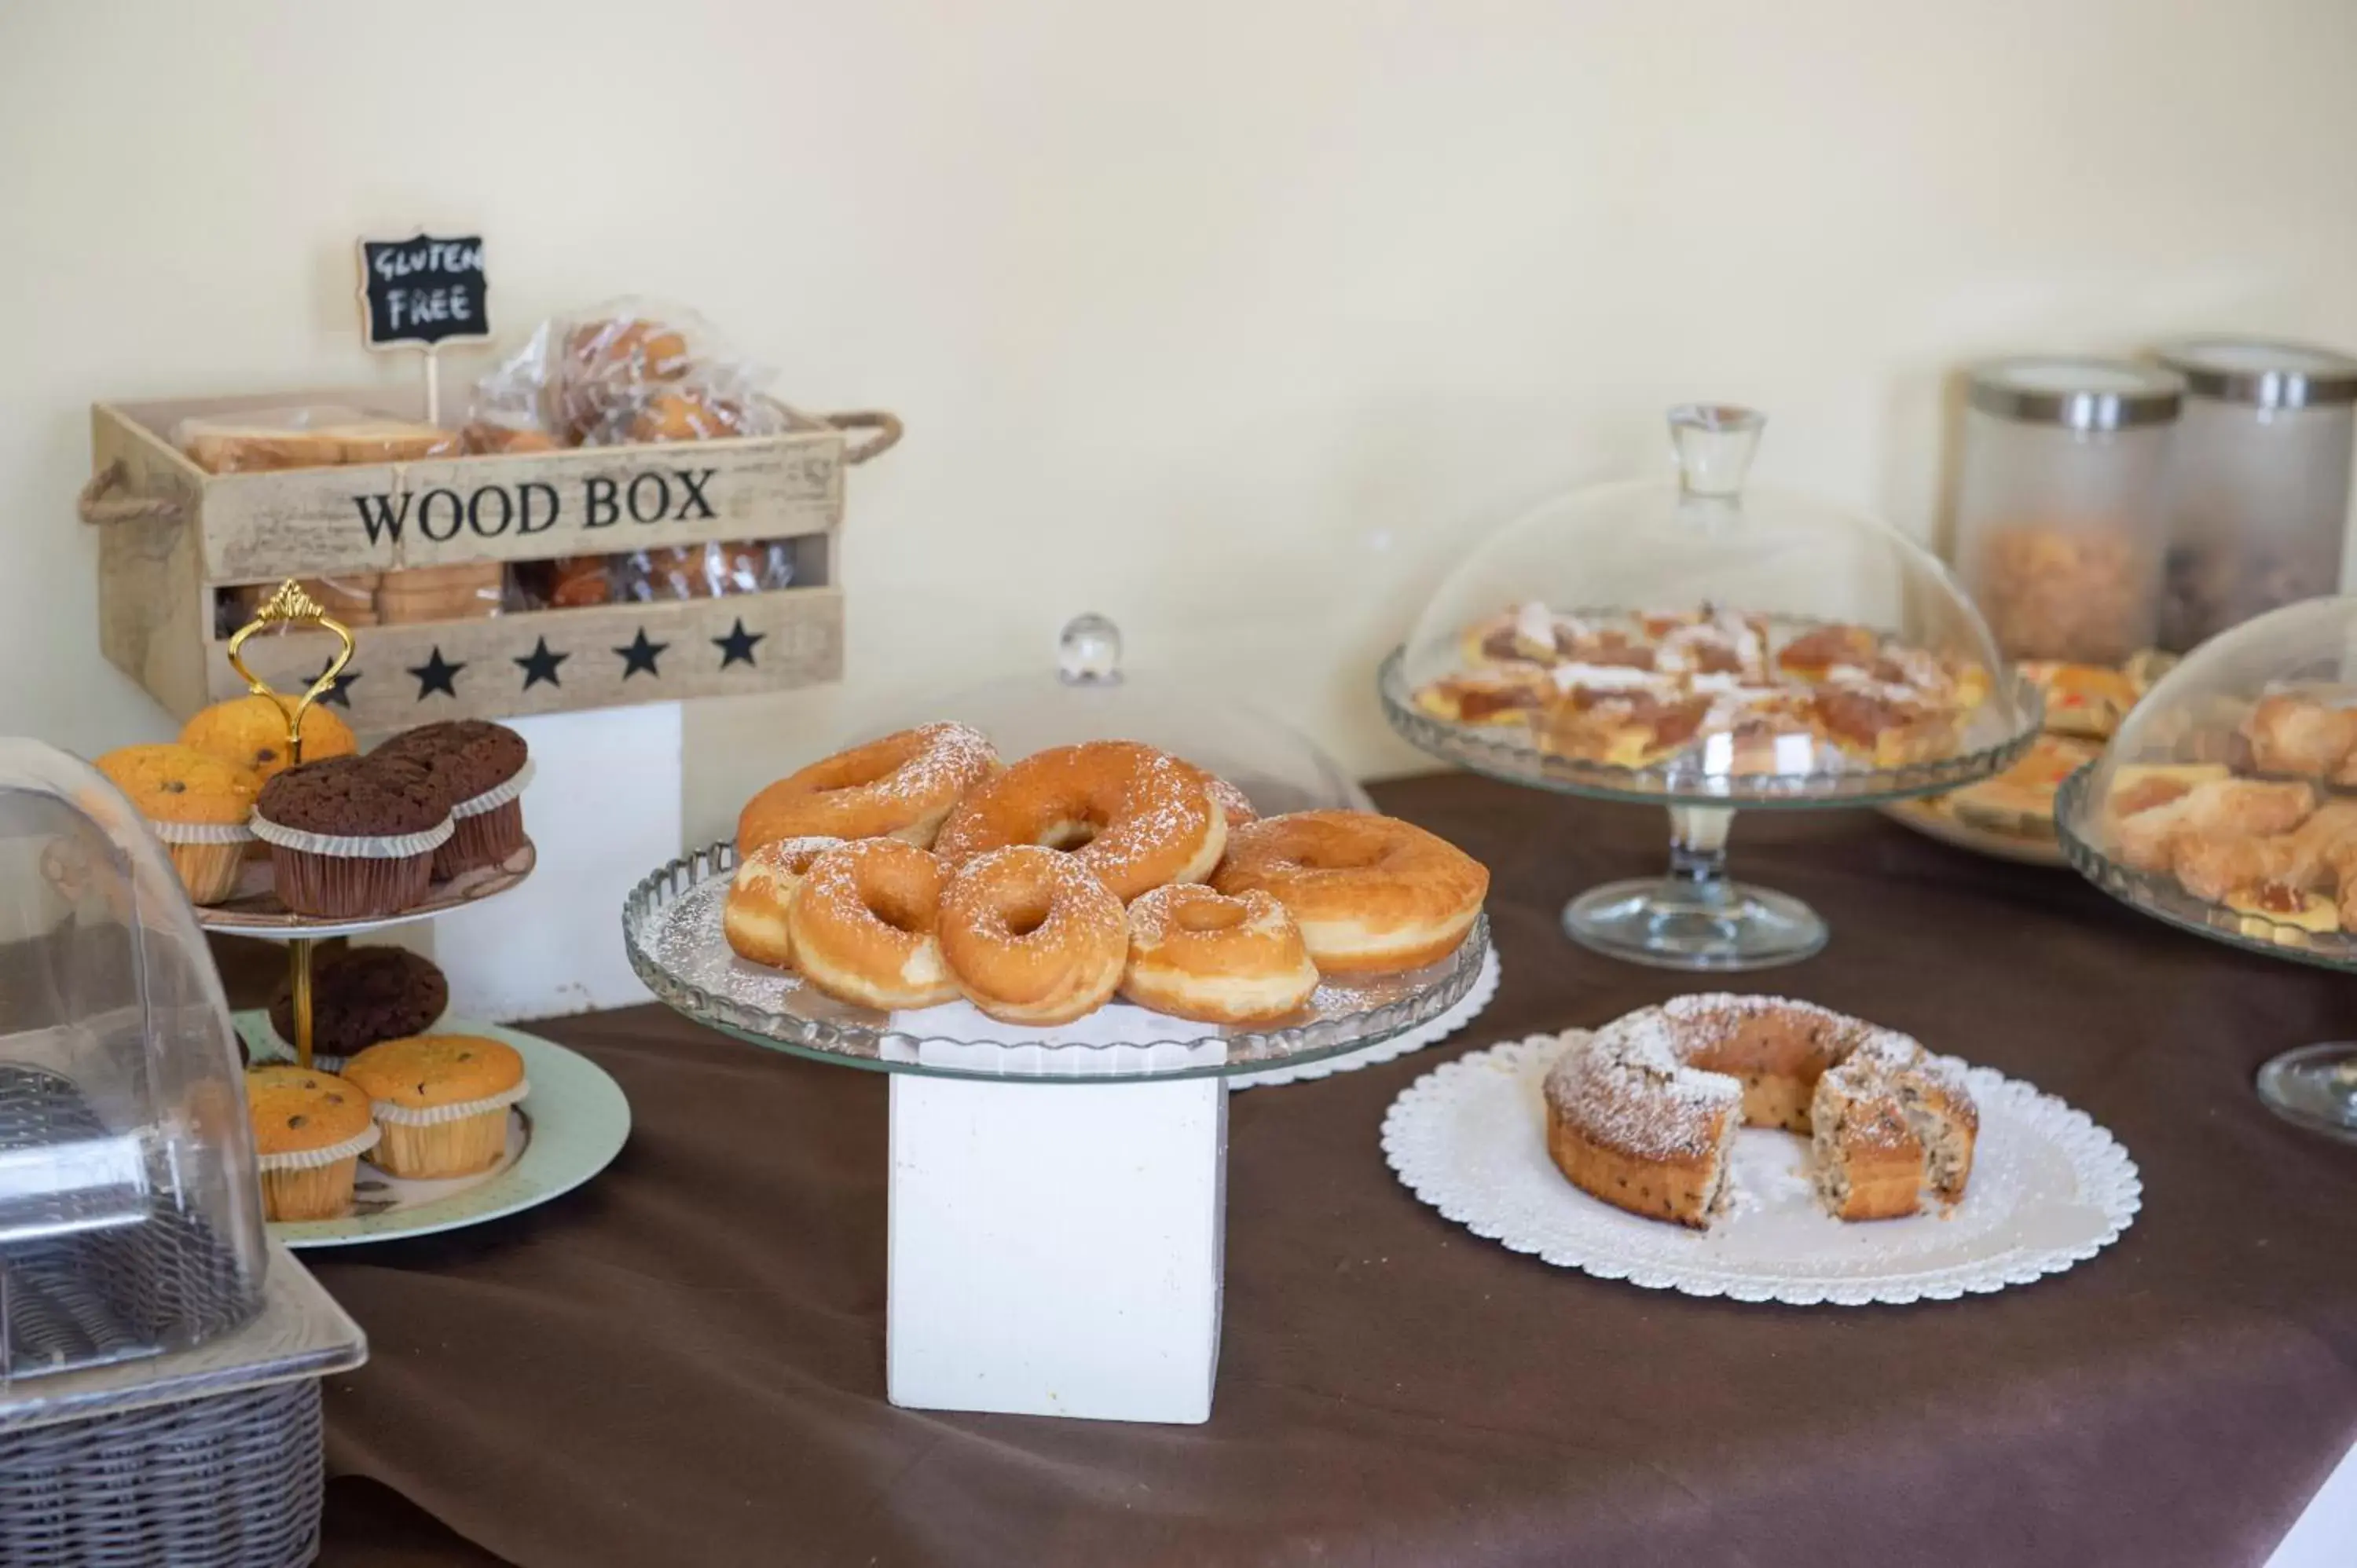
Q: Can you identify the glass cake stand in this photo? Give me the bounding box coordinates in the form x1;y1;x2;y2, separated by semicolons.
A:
1383;654;2037;969
2054;596;2357;1142
1384;404;2040;971
624;847;1491;1423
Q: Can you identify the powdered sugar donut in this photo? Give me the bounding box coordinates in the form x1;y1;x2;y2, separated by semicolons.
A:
933;741;1226;903
737;723;999;852
1211;811;1486;976
938;845;1126;1026
783;839;959;1009
723;835;844;969
1121;883;1316;1024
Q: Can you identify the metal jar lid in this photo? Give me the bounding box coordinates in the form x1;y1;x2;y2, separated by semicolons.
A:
2154;338;2357;409
1967;357;2184;431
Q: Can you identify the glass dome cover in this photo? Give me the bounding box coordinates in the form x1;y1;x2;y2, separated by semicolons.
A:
2057;594;2357;965
0;740;266;1388
2054;595;2357;1141
882;613;1373;815
1389;405;2036;804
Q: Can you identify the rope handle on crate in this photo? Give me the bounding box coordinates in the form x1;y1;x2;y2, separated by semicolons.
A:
76;460;180;524
225;579;357;764
816;409;904;465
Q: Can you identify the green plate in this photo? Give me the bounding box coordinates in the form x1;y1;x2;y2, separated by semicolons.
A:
236;1013;630;1248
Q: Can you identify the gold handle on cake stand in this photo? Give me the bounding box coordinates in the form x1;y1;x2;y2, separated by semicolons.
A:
226;580;357;1071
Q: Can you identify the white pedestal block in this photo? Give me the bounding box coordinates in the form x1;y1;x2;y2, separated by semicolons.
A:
886;1072;1227;1423
422;703;684;1022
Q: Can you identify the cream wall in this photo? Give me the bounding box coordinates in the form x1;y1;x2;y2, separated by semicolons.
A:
3;0;2353;845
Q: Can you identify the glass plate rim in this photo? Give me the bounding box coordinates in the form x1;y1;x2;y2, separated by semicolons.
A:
2054;768;2357;974
1378;647;2044;810
621;842;1494;1083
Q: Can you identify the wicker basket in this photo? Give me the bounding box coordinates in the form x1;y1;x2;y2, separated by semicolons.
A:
0;1379;322;1567
2;1064;356;1566
1;1064;258;1383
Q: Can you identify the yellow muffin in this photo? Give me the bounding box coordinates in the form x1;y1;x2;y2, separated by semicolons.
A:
93;743;261;904
181;694;359;782
245;1064;379;1221
343;1035;527;1178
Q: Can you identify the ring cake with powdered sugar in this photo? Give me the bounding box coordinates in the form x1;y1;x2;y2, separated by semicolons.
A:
1541;994;1977;1229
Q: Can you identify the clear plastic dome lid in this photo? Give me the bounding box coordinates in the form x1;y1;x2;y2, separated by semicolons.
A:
881;614;1373;815
1387;405;2035;802
0;740;265;1387
2057;595;2357;963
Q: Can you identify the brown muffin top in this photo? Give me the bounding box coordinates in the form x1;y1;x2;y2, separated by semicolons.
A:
256;755;451;837
269;946;449;1057
376;720;529;803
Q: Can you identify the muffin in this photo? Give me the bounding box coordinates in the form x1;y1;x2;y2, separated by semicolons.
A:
251;756;453;918
245;1065;380;1221
180;693;358;783
268;946;449;1057
93;743;261;904
343;1034;528;1178
373;720;531;877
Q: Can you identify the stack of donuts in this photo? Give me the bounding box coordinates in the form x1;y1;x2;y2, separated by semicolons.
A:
722;724;1490;1028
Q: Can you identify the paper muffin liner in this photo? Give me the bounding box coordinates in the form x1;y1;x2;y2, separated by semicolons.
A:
254;1120;382;1172
449;757;533;820
262;1161;365;1222
145;815;254;902
366;1080;527;1179
162;840;247;905
147;817;257;845
263;843;436;919
251;814;454;858
366;1079;531;1127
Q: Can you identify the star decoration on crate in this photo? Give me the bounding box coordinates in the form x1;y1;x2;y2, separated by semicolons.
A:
515;636;569;691
614;628;667;679
408;647;466;700
307;660;360;709
713;618;764;669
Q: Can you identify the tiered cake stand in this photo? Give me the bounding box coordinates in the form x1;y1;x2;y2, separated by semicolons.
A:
625;844;1492;1423
2057;769;2357;1141
203;584;538;1070
206;584;627;1244
1379;646;2041;971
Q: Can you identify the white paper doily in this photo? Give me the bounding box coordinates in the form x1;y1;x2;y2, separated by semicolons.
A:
1382;1032;2141;1305
1229;947;1501;1090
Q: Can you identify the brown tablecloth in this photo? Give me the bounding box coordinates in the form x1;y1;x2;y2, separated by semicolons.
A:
291;775;2357;1567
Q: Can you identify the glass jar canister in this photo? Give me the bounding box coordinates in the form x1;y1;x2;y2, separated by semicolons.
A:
2154;338;2357;652
1952;357;2183;664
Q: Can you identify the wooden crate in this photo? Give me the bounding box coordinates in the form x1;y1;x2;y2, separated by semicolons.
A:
85;388;898;733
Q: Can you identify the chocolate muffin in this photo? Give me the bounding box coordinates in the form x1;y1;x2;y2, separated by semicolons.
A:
269;945;449;1057
376;720;530;877
251;755;454;918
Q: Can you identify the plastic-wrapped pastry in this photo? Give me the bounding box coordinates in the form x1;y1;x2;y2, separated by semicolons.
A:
473;299;784;449
620;542;793;602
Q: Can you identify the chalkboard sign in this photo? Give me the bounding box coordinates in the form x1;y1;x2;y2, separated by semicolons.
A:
357;233;489;350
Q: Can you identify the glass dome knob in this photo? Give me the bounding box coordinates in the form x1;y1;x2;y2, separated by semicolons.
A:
1057;613;1124;687
1668;404;1765;500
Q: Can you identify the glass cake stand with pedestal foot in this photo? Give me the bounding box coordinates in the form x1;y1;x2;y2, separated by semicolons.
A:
1381;403;2040;971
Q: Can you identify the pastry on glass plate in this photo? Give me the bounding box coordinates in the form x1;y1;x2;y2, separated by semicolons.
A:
1944;734;2102;837
2018;661;2143;741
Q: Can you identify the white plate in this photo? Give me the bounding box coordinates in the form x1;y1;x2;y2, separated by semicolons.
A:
1382;1032;2140;1306
1228;948;1501;1090
239;1013;629;1248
